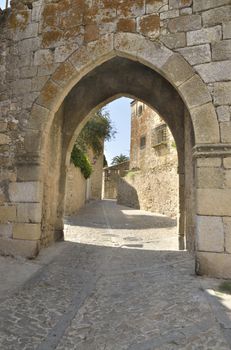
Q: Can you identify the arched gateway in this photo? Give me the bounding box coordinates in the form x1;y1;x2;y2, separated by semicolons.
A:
0;0;231;278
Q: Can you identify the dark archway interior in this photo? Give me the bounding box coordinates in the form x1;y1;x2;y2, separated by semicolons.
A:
42;57;195;252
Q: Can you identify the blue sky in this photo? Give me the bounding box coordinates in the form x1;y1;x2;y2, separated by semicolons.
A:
0;0;6;9
104;97;132;165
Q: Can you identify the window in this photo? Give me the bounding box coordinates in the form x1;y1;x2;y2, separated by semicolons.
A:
152;124;167;147
138;105;143;116
140;135;146;149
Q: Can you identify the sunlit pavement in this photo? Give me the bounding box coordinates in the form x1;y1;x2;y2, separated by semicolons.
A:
0;200;231;349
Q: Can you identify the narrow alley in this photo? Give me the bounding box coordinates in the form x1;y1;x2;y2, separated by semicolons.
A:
0;200;230;349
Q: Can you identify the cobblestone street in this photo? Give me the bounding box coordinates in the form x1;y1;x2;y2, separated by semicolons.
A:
0;200;231;349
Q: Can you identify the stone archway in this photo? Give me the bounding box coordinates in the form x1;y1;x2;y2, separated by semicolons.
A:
2;31;229;277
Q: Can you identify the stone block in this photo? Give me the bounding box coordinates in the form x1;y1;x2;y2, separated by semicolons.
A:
116;33;173;70
224;158;231;169
159;33;186;49
20;66;37;79
187;26;221;46
202;6;231;27
0;134;10;145
195;61;231;83
197;167;224;189
197;158;221;167
70;34;114;72
0;206;16;223
146;0;163;13
13;223;41;240
212;39;231;61
162;54;194;86
179;76;211;108
197;215;224;252
220;122;231;143
52;61;77;87
223;21;231;39
117;18;136;32
160;10;179;20
9;182;41;203
168;15;201;33
197;188;231;216
0;237;39;258
213;82;231;105
177;44;211;65
193;0;230;12
216;106;230;122
17;165;41;181
29;104;50;130
36;79;60;110
34;49;54;66
84;24;99;43
16;203;42;223
0;224;12;238
196;251;231;278
169;0;192;9
54;43;79;63
224;217;231;253
180;7;192;15
14;23;39;41
0;122;7;132
225;171;231;188
138;14;160;39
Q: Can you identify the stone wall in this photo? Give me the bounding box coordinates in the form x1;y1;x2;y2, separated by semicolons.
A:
118;101;178;217
103;161;130;199
64;163;87;216
118;157;178;218
0;0;230;277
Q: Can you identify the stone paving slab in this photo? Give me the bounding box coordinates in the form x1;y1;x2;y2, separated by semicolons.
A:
0;200;230;349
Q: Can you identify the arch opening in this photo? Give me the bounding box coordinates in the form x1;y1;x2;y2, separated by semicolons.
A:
40;56;195;253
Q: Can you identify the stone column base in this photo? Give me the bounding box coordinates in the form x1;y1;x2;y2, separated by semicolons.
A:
0;238;40;259
196;252;231;279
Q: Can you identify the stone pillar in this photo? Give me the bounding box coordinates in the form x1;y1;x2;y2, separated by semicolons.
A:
0;160;42;258
194;145;231;278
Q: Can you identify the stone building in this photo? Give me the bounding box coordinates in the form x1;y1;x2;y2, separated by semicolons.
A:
103;161;130;199
118;100;178;218
0;0;231;277
64;151;104;216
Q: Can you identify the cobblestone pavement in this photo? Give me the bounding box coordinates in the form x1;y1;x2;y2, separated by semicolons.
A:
0;200;231;349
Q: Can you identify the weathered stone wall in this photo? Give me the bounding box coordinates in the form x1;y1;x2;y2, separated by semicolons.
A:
119;101;178;217
103;161;130;199
0;0;230;277
89;152;104;200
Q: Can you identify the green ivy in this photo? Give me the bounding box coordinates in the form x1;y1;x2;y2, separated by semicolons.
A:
71;145;92;179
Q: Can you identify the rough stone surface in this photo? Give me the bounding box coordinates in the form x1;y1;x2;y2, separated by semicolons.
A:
187;26;222;46
202;6;231;27
224;157;231;169
193;0;231;12
216;106;230;122
190;103;219;144
224;217;231;253
197;158;222;167
212;40;231;61
177;44;211;65
168;15;201;33
197;189;231;216
197;216;224;252
195;61;231;83
9;182;41;203
13;223;41;240
213;82;231;105
223;21;231;39
220;122;231;143
0;200;230;349
197;167;224;189
197;251;231;278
